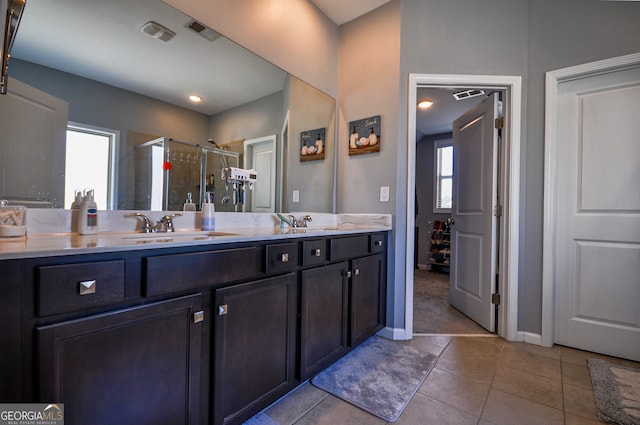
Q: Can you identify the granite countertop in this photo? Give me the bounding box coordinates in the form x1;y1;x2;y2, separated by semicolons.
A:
0;211;392;260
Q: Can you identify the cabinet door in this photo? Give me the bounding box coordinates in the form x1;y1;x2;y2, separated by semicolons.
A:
350;254;385;346
37;294;203;425
213;274;297;425
300;262;348;379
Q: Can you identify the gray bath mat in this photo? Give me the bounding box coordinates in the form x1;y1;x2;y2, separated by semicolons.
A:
311;336;437;422
588;358;640;425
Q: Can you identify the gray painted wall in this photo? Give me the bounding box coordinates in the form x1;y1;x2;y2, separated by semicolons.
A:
287;77;336;213
337;1;403;327
520;0;640;332
397;0;640;334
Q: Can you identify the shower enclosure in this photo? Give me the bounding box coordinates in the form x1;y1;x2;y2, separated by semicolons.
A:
133;137;240;211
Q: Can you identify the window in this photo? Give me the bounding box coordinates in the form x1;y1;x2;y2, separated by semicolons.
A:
434;140;453;212
64;123;119;209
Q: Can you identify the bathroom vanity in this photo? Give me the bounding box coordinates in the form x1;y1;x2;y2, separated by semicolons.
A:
0;213;389;425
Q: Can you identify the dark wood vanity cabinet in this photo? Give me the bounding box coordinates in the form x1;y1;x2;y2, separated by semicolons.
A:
350;253;385;347
300;233;387;379
0;231;387;425
213;274;297;425
37;294;203;425
300;261;350;379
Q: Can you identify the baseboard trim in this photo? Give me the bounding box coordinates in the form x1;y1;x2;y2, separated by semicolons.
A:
377;327;410;341
416;264;429;270
516;331;544;346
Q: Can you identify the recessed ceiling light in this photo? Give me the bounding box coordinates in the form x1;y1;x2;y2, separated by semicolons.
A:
417;99;434;109
189;95;203;103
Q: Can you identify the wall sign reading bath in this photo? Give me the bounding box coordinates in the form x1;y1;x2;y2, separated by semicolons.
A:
348;115;380;156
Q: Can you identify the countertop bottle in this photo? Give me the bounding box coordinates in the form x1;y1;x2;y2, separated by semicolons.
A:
183;192;196;211
79;189;98;235
201;192;215;231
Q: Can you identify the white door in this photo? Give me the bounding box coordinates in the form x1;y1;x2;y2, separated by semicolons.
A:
553;64;640;361
449;93;499;332
243;135;276;213
0;78;68;206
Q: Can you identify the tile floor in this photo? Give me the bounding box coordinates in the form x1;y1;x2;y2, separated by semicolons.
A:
249;335;639;425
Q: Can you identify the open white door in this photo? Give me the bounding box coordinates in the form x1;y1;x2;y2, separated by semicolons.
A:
449;93;499;332
243;135;276;213
550;60;640;361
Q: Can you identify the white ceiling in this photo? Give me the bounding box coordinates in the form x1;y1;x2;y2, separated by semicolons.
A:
416;88;488;137
311;0;392;25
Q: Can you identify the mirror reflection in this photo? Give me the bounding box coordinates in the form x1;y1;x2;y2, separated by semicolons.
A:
2;0;335;212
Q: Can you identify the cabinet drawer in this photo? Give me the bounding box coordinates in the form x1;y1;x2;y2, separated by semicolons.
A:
37;260;125;317
144;247;258;297
329;235;369;261
370;233;385;254
265;243;298;274
302;239;326;267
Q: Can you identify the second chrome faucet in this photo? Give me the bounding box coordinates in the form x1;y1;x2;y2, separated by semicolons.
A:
129;213;182;233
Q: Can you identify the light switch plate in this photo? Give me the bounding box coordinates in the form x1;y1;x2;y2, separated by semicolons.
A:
292;190;300;203
380;186;390;202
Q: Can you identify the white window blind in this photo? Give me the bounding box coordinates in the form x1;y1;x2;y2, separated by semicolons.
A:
434;140;453;212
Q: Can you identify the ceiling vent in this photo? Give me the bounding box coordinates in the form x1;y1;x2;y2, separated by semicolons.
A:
452;89;486;101
141;21;175;42
187;20;221;42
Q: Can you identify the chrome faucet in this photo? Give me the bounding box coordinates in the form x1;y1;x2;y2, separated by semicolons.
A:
277;213;312;228
129;213;182;233
294;214;312;227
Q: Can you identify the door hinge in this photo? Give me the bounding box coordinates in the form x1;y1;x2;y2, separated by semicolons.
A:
493;205;503;217
491;293;501;305
494;117;504;129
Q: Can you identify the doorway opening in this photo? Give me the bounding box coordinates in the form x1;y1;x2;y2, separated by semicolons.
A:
406;74;522;341
414;87;502;335
243;135;277;213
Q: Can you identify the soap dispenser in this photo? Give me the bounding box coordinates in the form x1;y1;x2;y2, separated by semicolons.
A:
201;192;215;231
79;189;98;235
183;192;196;211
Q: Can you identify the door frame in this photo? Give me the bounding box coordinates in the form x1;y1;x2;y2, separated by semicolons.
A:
541;52;640;347
243;134;277;213
407;74;522;341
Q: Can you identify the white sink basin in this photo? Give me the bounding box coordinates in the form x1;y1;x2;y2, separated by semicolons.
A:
120;231;238;241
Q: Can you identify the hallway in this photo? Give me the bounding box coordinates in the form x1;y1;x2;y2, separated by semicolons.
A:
413;269;489;335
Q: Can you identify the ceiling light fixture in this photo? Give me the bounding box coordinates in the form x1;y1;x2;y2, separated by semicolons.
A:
189;95;203;103
417;99;434;109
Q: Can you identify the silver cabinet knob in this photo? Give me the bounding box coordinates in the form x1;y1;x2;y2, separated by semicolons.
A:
218;304;228;316
313;249;321;257
354;268;360;276
281;253;289;262
79;280;96;295
193;311;205;323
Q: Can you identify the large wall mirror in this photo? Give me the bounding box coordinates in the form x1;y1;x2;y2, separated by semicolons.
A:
1;0;335;213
